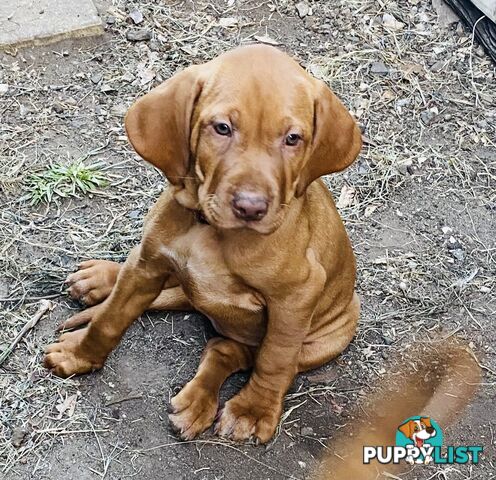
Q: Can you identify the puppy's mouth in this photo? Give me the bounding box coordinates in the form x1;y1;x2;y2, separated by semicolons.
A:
415;437;424;448
201;194;286;234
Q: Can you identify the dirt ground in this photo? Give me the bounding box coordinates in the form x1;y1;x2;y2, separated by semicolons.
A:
1;0;495;479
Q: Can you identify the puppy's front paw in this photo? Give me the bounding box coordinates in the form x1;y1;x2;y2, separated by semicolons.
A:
169;381;218;440
214;389;282;443
65;259;120;306
44;329;105;377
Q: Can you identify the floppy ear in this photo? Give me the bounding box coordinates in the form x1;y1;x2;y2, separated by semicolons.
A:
398;420;414;439
296;81;362;197
125;65;204;186
422;417;432;428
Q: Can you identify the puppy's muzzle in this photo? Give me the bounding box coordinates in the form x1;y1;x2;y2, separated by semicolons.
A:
231;191;269;221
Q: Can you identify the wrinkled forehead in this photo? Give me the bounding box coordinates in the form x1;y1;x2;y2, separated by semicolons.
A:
197;47;315;130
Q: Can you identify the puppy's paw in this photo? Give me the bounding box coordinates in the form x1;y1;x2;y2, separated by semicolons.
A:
168;381;218;440
65;260;120;306
44;328;105;377
214;390;281;443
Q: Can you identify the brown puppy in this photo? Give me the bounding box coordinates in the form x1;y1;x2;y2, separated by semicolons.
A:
44;45;362;443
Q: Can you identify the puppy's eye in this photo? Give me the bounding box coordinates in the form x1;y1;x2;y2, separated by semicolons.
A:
285;133;301;146
214;122;232;136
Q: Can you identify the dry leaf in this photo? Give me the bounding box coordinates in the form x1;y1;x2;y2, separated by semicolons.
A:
296;2;311;18
128;9;143;25
56;394;78;419
219;17;238;28
382;13;404;31
139;68;156;86
253;35;280;46
308;64;327;80
401;62;424;76
336;184;356;209
107;6;127;21
364;205;378;217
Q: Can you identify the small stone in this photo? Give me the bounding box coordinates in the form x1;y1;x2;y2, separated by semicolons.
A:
100;84;116;94
11;427;28;448
301;426;314;436
370;62;390;75
296;2;310;18
128;9;143;25
106;16;116;25
128;209;141;219
382;335;394;345
149;40;161;51
396;98;410;108
441;226;452;234
52;103;64;114
91;72;102;84
421;109;438;125
219;17;238;28
0;84;9;95
447;236;461;249
126;29;152;42
480;286;490;293
430;60;445;72
357;161;370;175
382;13;404;30
111;104;128;116
451;249;465;261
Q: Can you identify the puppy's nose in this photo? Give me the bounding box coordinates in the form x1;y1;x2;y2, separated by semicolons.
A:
232;192;268;221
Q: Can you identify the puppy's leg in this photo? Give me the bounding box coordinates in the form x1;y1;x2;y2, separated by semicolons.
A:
45;246;170;377
169;338;254;440
150;285;193;311
298;292;359;371
66;260;192;311
216;249;326;443
58;285;193;331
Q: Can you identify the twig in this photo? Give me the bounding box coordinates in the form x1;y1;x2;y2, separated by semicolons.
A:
0;299;52;366
105;393;143;407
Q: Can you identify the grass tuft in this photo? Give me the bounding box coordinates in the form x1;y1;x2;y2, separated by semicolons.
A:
24;161;109;205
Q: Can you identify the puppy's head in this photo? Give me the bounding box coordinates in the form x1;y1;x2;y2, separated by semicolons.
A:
398;417;436;447
125;45;361;234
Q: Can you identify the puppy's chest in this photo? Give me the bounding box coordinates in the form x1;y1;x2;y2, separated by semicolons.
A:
166;226;264;314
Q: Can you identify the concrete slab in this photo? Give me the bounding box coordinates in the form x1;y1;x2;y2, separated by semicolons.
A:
0;0;103;50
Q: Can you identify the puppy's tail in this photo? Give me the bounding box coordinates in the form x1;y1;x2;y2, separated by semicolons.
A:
311;338;481;480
